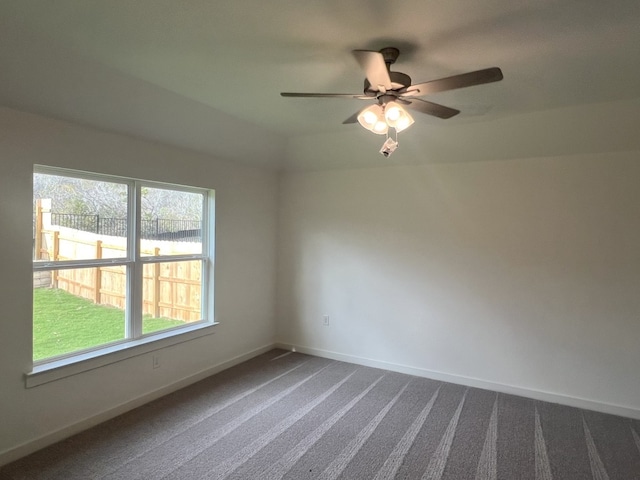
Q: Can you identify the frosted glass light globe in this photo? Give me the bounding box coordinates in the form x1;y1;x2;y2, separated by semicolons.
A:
385;105;401;122
363;110;378;126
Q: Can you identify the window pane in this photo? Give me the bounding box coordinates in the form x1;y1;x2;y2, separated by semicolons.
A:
34;173;128;261
142;260;202;334
33;168;212;366
141;187;203;256
33;267;127;361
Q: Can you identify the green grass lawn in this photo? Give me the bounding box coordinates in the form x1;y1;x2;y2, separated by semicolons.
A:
33;288;185;361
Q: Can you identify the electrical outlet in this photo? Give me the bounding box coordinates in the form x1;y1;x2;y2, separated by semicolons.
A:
152;355;160;369
323;315;330;326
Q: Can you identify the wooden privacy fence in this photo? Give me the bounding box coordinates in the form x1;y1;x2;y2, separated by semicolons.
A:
34;201;202;322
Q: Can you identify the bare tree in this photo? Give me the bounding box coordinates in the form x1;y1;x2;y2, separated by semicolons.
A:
34;174;202;221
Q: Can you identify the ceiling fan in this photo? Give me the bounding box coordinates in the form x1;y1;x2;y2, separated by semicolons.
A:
281;47;503;154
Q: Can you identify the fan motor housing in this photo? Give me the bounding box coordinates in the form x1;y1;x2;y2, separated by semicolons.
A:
364;71;412;95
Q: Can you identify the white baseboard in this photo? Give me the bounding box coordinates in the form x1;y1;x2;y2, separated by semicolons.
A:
0;343;276;467
275;343;640;421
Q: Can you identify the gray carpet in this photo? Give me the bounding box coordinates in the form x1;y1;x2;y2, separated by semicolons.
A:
2;350;640;479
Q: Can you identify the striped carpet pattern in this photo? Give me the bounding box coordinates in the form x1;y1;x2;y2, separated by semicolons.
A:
2;350;640;479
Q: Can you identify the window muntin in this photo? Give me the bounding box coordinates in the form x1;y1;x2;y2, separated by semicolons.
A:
33;166;213;365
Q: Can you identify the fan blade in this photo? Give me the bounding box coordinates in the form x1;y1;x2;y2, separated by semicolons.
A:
352;50;392;91
281;92;372;99
400;67;503;96
342;111;361;124
405;98;460;119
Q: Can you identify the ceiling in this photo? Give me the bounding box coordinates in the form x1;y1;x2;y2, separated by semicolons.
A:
1;0;640;169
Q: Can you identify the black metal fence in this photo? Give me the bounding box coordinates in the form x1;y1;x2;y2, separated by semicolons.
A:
50;213;201;242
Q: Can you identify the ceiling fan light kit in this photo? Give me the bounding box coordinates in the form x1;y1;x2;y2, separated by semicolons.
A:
356;101;414;156
281;47;503;155
384;101;414;132
357;104;387;134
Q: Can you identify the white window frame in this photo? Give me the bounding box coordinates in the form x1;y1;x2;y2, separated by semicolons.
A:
28;165;216;387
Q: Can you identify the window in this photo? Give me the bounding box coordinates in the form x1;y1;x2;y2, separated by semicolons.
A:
33;166;214;368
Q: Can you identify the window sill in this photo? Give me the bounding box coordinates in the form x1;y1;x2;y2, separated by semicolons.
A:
25;322;218;388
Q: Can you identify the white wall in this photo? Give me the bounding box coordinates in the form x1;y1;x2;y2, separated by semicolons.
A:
3;99;640;463
277;151;640;417
0;107;279;461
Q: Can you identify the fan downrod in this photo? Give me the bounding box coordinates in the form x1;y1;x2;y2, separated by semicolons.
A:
379;47;400;66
